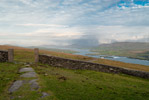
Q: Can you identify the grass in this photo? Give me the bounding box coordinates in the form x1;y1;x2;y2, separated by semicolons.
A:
0;45;94;62
90;42;149;60
0;45;149;72
89;50;147;60
0;45;149;100
0;63;57;100
33;64;149;100
136;51;149;60
0;63;20;99
93;59;149;72
5;80;57;100
1;63;149;100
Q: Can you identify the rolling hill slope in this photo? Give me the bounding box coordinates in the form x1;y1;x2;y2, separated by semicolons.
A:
0;45;149;100
0;45;149;71
90;42;149;60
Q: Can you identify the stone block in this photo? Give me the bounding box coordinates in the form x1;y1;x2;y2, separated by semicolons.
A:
8;49;14;62
34;48;39;63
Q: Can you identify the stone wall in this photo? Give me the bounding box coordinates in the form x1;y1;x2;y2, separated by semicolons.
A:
0;50;8;62
39;55;149;79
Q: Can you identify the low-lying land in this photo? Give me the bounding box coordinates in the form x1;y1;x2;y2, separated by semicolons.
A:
90;42;149;60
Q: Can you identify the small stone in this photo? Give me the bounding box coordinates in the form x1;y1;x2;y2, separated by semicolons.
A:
9;80;23;93
18;96;22;98
6;78;10;80
24;63;27;65
29;62;33;65
20;72;37;78
109;68;113;71
44;73;48;76
29;79;39;90
10;96;15;99
25;64;30;67
41;92;50;98
19;67;34;73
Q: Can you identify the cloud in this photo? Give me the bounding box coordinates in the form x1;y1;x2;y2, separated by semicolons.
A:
0;26;83;46
0;0;149;46
16;24;68;27
73;25;149;44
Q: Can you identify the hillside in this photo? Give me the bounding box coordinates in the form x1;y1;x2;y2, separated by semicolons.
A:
28;46;77;54
90;42;149;60
0;45;149;100
0;45;149;71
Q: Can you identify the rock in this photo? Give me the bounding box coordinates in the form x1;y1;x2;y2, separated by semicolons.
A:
19;67;34;73
24;62;32;65
24;63;27;65
41;92;50;98
29;62;33;65
44;73;48;76
25;64;30;67
20;72;37;78
10;96;15;99
109;68;114;71
18;96;22;98
29;79;39;90
9;80;23;93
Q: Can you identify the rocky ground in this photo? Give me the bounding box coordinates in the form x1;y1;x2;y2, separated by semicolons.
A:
8;63;50;99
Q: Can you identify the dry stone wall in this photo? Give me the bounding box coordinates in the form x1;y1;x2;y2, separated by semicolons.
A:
39;54;149;79
0;50;8;62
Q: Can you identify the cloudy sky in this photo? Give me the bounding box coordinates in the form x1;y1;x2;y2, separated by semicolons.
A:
0;0;149;46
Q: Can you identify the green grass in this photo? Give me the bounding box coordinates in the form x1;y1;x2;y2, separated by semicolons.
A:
33;64;149;100
90;42;149;60
13;48;149;72
1;45;149;72
5;81;57;100
136;51;149;60
90;49;140;59
0;63;57;100
14;50;34;62
0;63;20;99
0;62;149;100
0;45;149;100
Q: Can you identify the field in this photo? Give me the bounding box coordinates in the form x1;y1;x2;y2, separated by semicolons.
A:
28;46;78;54
0;45;148;72
0;45;149;100
90;42;149;60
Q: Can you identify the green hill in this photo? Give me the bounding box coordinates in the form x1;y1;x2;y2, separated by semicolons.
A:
0;45;149;100
90;42;149;60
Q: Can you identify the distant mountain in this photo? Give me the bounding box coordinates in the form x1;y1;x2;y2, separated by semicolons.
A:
0;45;29;50
97;42;149;51
28;45;68;49
27;45;77;54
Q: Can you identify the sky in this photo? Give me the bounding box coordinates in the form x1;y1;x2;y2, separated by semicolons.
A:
0;0;149;46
